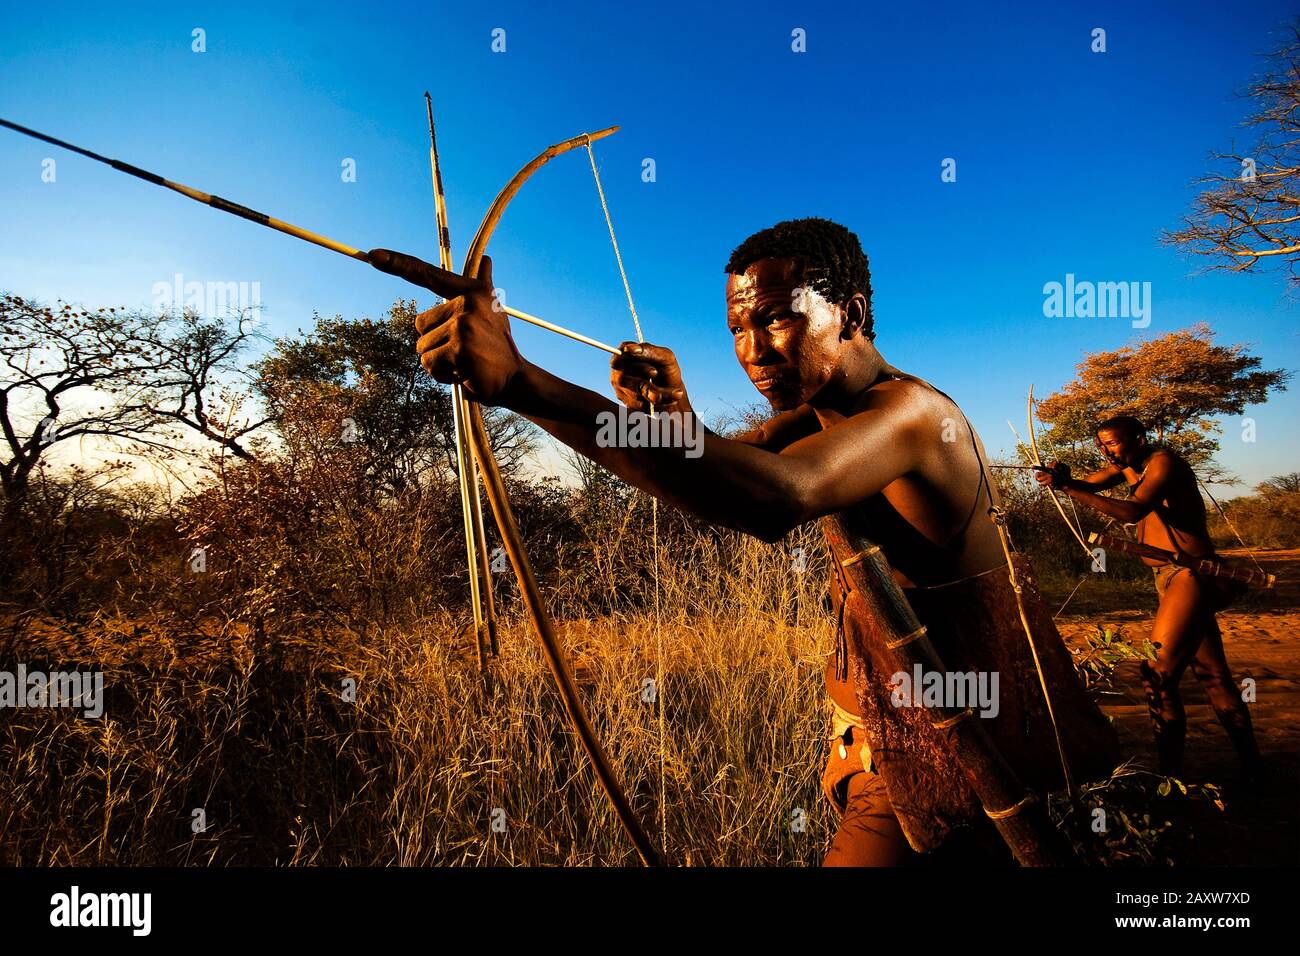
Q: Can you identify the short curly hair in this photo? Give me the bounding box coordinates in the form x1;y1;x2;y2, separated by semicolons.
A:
1095;415;1149;441
724;217;874;340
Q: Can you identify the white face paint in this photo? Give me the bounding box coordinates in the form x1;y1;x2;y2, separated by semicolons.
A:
729;261;852;411
790;284;820;316
790;284;841;335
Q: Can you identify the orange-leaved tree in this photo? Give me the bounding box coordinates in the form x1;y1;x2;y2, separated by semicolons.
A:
1032;323;1289;482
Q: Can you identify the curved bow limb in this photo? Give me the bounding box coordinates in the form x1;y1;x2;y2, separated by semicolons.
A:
462;126;619;269
457;125;664;867
1027;385;1095;561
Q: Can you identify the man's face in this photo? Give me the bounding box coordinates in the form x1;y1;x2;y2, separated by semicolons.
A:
725;257;849;411
1096;427;1144;467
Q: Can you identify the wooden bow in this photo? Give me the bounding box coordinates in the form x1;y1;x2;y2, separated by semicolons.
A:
0;113;662;865
455;126;664;867
1026;385;1095;561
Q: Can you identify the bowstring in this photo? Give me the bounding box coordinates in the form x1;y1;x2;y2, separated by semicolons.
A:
1006;420;1090;617
585;142;645;342
1198;477;1267;575
913;380;1077;798
584;139;666;855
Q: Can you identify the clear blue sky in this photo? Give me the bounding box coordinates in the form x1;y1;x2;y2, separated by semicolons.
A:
1;0;1296;491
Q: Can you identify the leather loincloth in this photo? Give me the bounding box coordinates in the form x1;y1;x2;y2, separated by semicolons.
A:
1152;562;1245;610
827;555;1121;852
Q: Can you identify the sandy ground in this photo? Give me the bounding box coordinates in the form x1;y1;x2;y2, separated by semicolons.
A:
1055;549;1299;865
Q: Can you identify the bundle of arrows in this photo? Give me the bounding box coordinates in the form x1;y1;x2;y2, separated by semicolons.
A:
1087;532;1276;589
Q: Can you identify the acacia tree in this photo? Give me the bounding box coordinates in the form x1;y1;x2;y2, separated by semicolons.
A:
254;300;534;498
1258;471;1300;495
1033;323;1289;481
137;309;272;459
0;294;266;522
1164;20;1300;283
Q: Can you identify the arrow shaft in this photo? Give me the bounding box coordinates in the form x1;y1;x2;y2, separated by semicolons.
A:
1;116;615;353
6;110;657;864
426;93;498;667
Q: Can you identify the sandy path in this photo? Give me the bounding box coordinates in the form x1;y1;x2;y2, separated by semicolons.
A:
1056;549;1298;864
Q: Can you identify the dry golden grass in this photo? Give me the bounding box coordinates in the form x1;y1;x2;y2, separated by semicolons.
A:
0;525;837;866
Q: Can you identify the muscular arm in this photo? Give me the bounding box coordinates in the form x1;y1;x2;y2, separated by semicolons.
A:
1070;462;1128;492
500;359;919;542
406;260;915;539
1062;454;1168;523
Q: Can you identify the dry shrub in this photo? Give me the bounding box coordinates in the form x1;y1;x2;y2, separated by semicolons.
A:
1207;490;1300;550
1;407;837;864
0;537;832;865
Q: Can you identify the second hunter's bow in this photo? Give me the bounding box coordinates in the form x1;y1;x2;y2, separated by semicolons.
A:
1026;385;1094;561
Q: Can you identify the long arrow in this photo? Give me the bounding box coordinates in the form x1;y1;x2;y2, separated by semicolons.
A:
425;93;498;670
0;116;620;354
4;112;661;865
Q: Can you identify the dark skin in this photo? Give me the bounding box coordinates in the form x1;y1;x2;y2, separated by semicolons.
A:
415;254;1009;862
414;255;1003;575
1037;428;1258;775
1037;429;1213;560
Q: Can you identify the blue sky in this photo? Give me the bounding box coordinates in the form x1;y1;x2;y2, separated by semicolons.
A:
1;0;1296;491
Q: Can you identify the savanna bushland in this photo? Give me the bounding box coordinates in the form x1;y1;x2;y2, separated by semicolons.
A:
0;293;1289;866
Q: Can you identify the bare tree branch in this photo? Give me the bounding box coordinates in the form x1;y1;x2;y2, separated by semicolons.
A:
1164;20;1300;284
0;293;269;518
